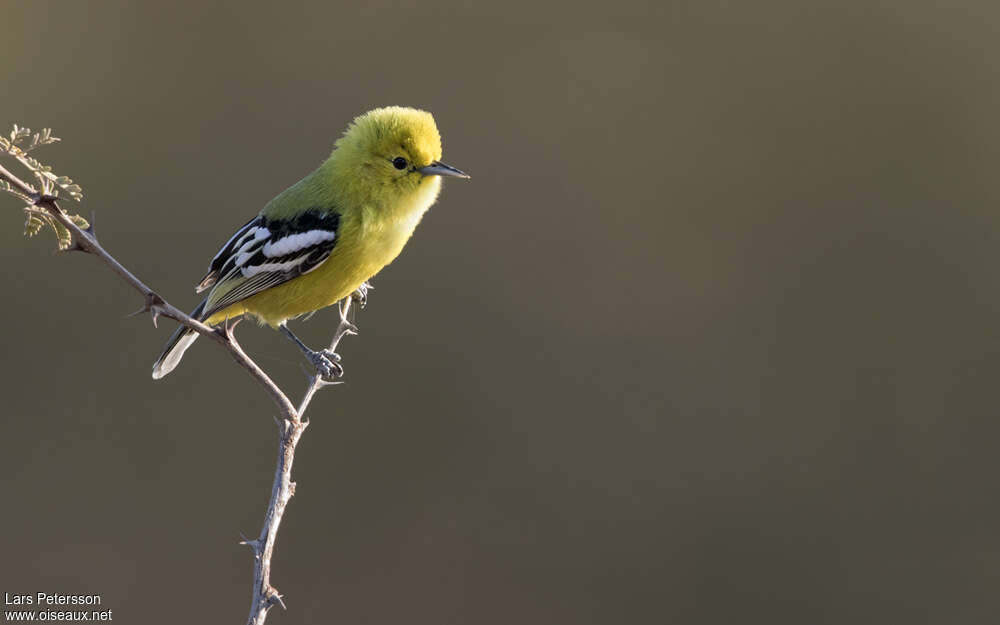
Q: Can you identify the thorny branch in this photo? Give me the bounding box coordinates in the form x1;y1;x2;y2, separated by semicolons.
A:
242;296;358;625
1;130;357;625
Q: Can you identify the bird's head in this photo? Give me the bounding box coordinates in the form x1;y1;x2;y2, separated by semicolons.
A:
331;106;468;201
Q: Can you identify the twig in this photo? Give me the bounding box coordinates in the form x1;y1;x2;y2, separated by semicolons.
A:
244;297;356;625
0;161;298;418
1;151;354;625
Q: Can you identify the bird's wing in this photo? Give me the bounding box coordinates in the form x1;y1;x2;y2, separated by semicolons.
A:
199;209;340;319
196;216;260;292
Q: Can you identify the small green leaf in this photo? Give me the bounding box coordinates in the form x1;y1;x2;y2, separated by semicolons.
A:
24;212;45;237
21;155;41;171
39;128;60;145
68;213;90;230
48;173;83;201
64;185;83;201
52;218;72;250
11;125;31;144
0;180;33;204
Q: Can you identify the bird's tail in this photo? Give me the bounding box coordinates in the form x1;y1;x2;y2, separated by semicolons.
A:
151;301;207;380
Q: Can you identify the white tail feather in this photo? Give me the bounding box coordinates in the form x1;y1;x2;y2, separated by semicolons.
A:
151;329;199;379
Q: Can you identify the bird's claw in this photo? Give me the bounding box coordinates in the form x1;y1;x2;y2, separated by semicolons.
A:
351;282;372;308
308;349;343;379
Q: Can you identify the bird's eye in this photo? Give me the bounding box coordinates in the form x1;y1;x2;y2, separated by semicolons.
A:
392;157;408;170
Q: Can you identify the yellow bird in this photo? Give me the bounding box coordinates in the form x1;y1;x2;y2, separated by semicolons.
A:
152;106;468;379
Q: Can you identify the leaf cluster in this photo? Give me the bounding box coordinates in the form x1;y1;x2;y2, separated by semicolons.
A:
1;124;88;249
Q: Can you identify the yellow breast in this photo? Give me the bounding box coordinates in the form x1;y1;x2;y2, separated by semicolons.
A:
207;177;442;327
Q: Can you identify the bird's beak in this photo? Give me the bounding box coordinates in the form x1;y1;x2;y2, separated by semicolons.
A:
419;160;470;179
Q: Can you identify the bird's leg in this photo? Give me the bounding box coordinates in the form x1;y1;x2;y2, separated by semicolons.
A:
279;324;343;378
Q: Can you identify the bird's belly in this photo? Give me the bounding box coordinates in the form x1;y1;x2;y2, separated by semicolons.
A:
233;219;416;326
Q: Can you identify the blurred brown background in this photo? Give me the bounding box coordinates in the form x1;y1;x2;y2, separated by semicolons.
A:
2;1;999;623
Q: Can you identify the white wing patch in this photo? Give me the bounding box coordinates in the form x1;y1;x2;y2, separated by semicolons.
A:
262;230;337;258
233;227;271;267
241;227;271;245
242;256;310;277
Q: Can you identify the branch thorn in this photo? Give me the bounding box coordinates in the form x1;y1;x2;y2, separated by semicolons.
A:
239;532;262;553
265;586;286;611
84;210;97;237
338;302;360;335
217;314;243;342
127;292;167;327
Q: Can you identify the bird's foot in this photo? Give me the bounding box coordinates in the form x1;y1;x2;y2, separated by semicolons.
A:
307;349;343;379
351;281;373;308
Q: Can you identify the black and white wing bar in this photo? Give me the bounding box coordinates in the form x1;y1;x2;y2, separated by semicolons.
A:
198;208;341;318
